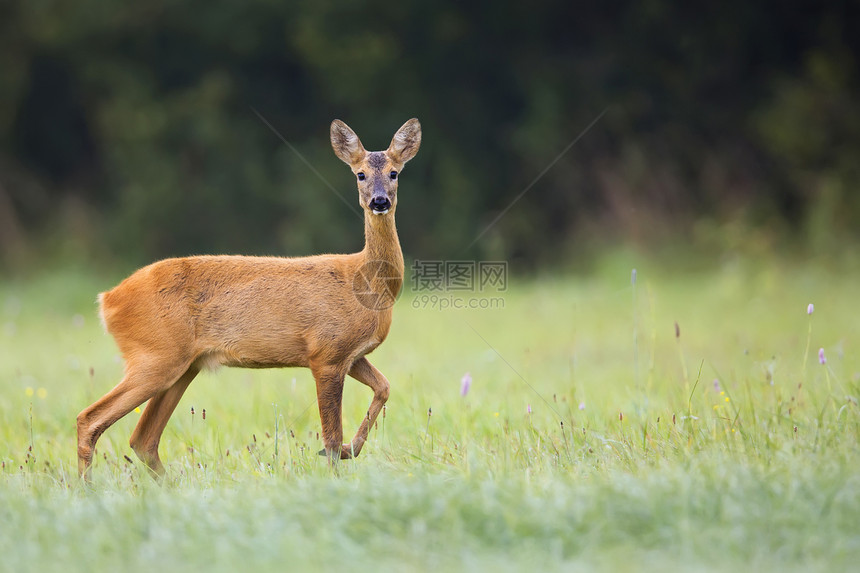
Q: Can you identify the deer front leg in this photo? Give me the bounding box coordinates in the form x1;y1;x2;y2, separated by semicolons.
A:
342;356;390;458
311;363;347;462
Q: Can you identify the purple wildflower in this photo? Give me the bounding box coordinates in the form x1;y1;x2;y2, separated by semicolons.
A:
460;372;471;397
818;348;826;365
527;404;532;415
713;379;721;392
807;303;814;315
578;401;586;411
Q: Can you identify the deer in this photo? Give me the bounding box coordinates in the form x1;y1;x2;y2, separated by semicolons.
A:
76;118;421;479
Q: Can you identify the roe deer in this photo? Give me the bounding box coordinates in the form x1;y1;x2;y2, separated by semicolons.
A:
77;118;421;478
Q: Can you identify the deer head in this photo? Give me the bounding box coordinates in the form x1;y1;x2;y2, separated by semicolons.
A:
330;118;421;216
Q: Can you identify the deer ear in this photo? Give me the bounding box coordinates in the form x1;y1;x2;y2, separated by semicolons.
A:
388;118;421;164
330;120;366;165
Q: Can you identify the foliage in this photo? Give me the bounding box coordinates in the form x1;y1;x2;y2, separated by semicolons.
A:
0;1;858;266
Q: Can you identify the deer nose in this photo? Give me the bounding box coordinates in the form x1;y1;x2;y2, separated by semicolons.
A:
369;196;391;213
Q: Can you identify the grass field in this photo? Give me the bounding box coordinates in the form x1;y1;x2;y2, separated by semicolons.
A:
1;251;859;572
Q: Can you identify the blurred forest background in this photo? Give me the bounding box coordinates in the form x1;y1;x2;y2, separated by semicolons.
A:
0;0;858;271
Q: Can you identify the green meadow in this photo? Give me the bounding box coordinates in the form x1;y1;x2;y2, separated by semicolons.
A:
1;251;859;572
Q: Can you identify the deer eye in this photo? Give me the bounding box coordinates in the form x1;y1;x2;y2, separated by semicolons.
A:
389;171;398;180
357;172;366;181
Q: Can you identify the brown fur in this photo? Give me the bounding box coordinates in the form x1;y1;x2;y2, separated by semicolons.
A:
77;119;421;478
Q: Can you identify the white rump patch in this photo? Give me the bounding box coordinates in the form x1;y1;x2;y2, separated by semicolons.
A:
96;293;107;332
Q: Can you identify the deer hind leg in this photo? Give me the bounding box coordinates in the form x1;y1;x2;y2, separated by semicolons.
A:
343;356;390;458
310;361;350;463
129;365;199;475
76;357;192;480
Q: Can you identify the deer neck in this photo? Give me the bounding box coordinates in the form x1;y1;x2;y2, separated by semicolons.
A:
361;212;404;292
